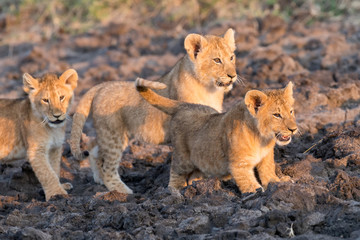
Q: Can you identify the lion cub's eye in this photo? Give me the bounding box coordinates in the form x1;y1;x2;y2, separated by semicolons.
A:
290;110;294;115
42;98;49;104
230;55;235;61
60;95;65;101
273;113;282;118
213;58;222;64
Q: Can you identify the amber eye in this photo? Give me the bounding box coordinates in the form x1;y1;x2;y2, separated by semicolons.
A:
60;95;65;101
290;110;294;115
213;58;222;64
273;113;282;118
230;55;235;61
42;98;49;103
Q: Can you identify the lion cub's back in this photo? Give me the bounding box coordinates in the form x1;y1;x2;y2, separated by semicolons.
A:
170;103;219;133
90;81;170;142
91;81;145;115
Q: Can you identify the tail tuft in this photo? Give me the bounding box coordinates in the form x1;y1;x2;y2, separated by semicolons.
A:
135;77;179;115
135;77;167;91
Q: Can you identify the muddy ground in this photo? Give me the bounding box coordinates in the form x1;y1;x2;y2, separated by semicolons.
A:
0;14;360;239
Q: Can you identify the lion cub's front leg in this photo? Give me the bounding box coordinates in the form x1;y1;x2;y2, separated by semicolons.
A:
28;143;67;201
229;157;262;193
49;147;73;191
256;149;291;189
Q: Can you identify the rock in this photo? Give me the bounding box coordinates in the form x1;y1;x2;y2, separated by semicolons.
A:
304;212;326;227
15;227;51;240
177;215;211;234
217;229;251;239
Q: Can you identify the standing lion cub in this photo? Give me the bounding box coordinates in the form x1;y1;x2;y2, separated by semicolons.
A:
0;69;78;201
70;29;237;194
135;78;297;193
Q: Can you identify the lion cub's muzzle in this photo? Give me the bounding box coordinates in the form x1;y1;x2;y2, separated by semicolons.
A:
216;74;236;88
275;126;298;146
48;113;66;127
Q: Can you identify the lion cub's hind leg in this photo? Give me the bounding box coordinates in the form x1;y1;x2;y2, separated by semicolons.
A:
88;145;104;184
96;126;133;194
168;152;196;190
168;168;188;190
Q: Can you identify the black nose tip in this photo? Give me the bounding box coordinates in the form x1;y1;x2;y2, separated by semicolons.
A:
227;74;236;79
53;114;61;118
288;127;297;133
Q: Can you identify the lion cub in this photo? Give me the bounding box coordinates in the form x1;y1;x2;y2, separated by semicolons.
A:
135;78;297;193
70;29;237;194
0;69;78;201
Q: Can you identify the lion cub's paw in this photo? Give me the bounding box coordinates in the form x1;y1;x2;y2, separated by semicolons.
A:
168;186;181;196
280;175;293;183
62;182;73;191
167;186;185;202
46;188;68;201
118;185;133;195
47;193;69;201
240;183;263;194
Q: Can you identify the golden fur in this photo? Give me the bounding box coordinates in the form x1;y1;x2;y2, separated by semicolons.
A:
136;78;297;193
0;69;78;201
70;29;237;194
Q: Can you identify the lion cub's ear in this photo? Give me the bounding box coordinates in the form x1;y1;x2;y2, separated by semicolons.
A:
59;69;78;90
224;28;236;52
244;90;268;116
184;33;208;61
23;73;39;93
284;81;294;104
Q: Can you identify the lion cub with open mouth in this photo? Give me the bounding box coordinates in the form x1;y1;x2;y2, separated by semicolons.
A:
0;69;78;201
135;78;297;193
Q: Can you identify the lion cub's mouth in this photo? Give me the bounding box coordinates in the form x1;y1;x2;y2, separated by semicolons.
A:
276;134;291;142
216;80;232;87
49;119;65;125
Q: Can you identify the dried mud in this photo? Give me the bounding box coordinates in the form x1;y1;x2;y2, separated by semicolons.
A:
0;15;359;239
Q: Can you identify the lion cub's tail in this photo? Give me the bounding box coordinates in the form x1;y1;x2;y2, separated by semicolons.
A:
135;77;180;115
70;84;103;160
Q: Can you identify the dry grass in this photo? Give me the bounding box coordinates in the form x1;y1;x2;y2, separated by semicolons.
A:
0;0;357;46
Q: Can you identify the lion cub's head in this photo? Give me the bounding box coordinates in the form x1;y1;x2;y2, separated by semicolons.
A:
245;82;297;146
23;69;78;128
185;28;237;91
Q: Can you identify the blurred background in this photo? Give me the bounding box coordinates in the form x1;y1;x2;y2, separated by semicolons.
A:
1;0;359;47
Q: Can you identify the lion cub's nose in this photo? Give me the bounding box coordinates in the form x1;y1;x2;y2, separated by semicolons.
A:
288;127;297;133
53;113;62;118
227;74;236;79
